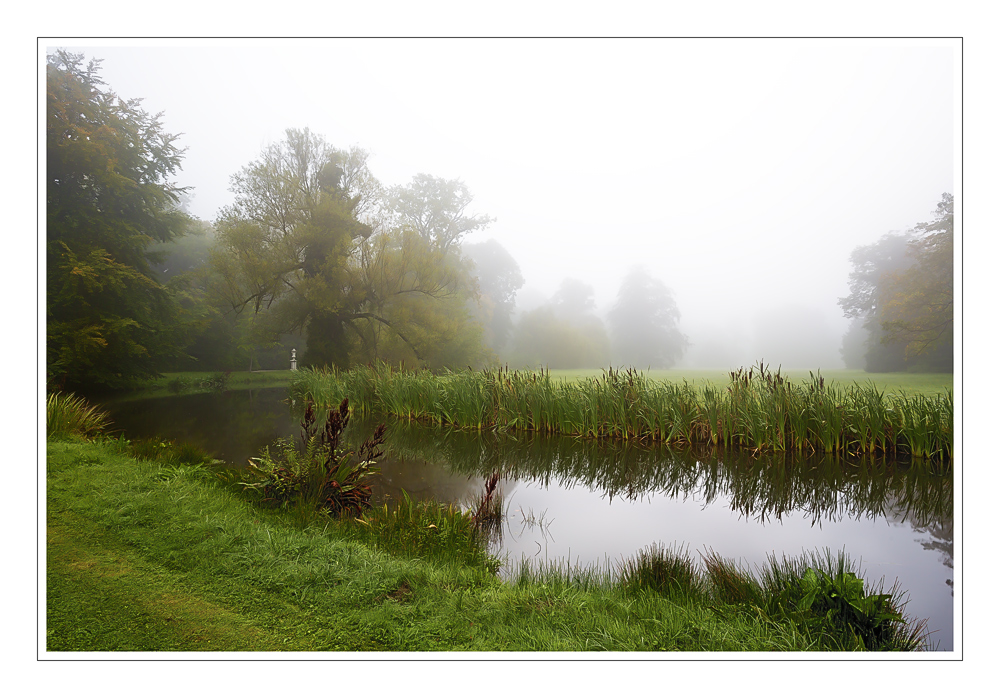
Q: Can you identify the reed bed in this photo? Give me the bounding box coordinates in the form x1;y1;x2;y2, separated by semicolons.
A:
290;361;952;462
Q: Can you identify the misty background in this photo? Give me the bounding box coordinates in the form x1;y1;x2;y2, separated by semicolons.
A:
47;39;955;371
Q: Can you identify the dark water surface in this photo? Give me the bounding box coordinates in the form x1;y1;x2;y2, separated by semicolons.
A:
98;387;954;651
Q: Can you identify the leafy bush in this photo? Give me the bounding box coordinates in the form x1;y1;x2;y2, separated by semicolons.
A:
771;567;917;650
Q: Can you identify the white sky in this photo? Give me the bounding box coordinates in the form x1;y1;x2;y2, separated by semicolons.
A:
44;38;956;368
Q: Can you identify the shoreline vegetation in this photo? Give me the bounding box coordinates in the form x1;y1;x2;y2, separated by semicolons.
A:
45;391;934;652
291;362;953;462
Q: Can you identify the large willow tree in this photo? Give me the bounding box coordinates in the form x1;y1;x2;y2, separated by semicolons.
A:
47;50;189;390
212;129;488;370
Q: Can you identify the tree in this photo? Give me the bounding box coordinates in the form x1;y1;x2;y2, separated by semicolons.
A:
387;174;494;251
879;194;954;370
212;130;489;370
839;317;867;370
506;278;611;369
47;50;189;389
507;307;610;369
607;267;688;368
462;239;525;352
838;194;953;372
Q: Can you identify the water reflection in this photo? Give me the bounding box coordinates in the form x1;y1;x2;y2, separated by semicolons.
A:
377;418;952;533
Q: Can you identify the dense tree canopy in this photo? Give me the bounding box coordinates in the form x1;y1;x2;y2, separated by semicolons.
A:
211;130;489;370
607;267;688;369
47;51;189;389
839;193;953;372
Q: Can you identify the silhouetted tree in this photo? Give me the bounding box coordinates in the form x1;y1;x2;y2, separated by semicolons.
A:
608;267;688;368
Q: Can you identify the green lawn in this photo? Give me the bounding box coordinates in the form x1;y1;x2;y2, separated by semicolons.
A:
545;368;953;396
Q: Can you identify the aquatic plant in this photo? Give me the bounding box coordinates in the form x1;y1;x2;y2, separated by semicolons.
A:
344;490;500;571
757;549;928;651
289;361;952;462
242;398;385;518
470;470;504;542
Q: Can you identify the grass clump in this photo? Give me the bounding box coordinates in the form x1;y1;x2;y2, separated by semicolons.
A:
616;544;928;651
620;543;703;600
46;392;111;440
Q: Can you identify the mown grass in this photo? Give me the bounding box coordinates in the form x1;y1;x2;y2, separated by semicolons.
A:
546;368;953;396
290;362;953;462
46;435;931;652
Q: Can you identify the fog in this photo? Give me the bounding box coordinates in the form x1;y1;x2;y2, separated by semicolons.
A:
48;39;956;369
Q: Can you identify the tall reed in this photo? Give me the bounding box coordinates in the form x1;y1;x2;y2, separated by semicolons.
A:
290;361;952;462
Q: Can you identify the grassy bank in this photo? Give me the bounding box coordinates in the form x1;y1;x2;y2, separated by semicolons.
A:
46;399;930;652
290;363;953;461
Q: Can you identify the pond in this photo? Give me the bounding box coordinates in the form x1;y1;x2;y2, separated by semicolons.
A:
97;386;955;651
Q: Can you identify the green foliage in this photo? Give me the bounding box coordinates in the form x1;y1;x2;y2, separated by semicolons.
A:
241;398;385;520
759;551;924;651
48;439;932;651
619;546;926;651
839;194;953;373
879;194;954;370
387;173;494;251
343;491;498;570
292;362;952;461
211;130;490;371
47;50;189;390
46;392;111;440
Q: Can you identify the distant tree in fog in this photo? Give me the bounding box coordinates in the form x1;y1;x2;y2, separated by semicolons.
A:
608;267;688;369
550;278;598;321
506;278;610;369
387;174;494;251
839;317;867;370
463;239;525;352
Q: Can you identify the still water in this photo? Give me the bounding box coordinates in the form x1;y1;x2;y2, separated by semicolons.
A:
98;387;954;651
